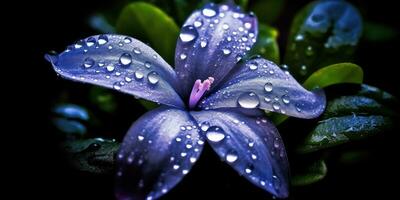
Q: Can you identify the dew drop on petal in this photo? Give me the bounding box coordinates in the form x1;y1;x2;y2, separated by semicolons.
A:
272;102;280;110
124;37;132;44
206;127;225;143
238;92;260;109
200;40;208;48
222;49;231;55
133;47;141;54
264;82;273;92
113;82;121;90
147;71;160;84
98;35;108;45
86;37;96;47
282;94;290;104
194;20;203;28
83;57;94;68
119;53;132;66
106;65;115;72
202;7;217;17
226;151;238;163
249;63;258;70
179;25;198;43
144;61;152;68
134;71;144;80
180;53;187;60
200;122;210;132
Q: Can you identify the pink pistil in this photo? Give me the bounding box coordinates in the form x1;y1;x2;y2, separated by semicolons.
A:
189;77;214;108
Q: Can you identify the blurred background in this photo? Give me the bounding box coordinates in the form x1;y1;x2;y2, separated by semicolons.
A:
11;0;399;199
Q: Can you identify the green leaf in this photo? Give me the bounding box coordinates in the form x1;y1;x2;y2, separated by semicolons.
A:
303;63;363;90
248;24;280;63
116;2;179;64
63;138;120;174
363;21;398;42
139;99;159;110
323;96;393;118
291;159;327;186
89;87;118;113
284;1;363;81
250;0;286;24
297;115;392;153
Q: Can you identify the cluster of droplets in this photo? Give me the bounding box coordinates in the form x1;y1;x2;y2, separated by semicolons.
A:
63;35;162;91
177;3;256;65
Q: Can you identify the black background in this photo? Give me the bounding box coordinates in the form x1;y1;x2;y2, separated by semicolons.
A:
9;0;399;199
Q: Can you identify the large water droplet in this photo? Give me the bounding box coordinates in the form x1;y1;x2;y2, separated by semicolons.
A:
264;82;273;92
179;25;198;43
134;71;144;80
206;127;225;142
238;92;260;109
226;151;238;163
202;6;217;17
124;37;132;44
119;53;132;66
98;35;108;45
147;71;160;84
83;57;94;68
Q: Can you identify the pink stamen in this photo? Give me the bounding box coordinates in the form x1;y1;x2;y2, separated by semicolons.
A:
189;77;214;108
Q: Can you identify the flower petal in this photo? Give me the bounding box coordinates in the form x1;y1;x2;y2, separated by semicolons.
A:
115;107;204;200
174;3;258;97
45;34;184;108
199;58;326;119
191;109;289;198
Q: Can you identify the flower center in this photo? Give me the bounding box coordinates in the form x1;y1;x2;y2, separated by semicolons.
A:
189;77;214;109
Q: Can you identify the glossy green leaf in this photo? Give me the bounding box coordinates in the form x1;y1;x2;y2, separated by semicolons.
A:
291;159;327;186
116;2;179;64
284;0;363;81
297;115;392;153
323;96;393;118
363;21;398;42
248;24;280;63
250;0;286;24
303;63;363;90
63;138;120;174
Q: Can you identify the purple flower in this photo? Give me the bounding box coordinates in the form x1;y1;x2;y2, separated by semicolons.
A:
45;2;325;199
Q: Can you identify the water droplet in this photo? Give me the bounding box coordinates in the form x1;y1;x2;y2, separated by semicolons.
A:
264;97;271;102
282;95;290;104
238;92;260;109
133;47;141;54
83;57;94;68
175;137;182;142
180;126;186;131
179;25;198;43
249;63;258;70
206;127;225;143
98;35;108;45
186;144;193;149
147;71;160;84
124;37;132;44
222;23;229;30
300;65;307;75
251;154;257;160
173;164;180;170
182;169;189;175
144;61;152;68
274;138;280;148
134;71;144;80
222;49;231;55
244;22;252;29
180;53;187;60
260;180;266;186
86;37;96;47
245;167;252;174
226;151;238;163
194;20;202;28
272;102;280;110
295;34;304;41
125;77;132;82
106;65;115;72
98;61;105;67
113;82;121;90
180;152;187;157
119;53;132;66
264;82;273;92
200;40;208;48
74;41;83;49
202;6;217;17
200;122;210;132
138;135;144;141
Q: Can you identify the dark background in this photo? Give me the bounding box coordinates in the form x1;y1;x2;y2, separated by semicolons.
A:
10;0;399;199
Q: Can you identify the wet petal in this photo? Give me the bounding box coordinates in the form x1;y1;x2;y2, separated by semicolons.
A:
174;3;258;97
199;58;326;119
45;34;184;108
115;107;204;200
191;109;289;198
